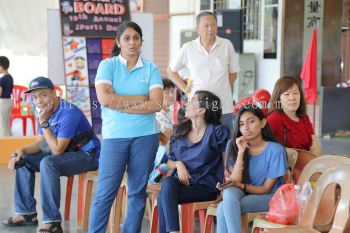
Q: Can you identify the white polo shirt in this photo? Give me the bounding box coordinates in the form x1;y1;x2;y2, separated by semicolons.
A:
170;36;240;114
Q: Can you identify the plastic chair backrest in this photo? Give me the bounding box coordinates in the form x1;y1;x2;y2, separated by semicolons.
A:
54;85;63;98
285;148;298;183
300;165;350;232
11;85;29;110
297;154;350;229
297;155;350;186
286;148;298;170
290;149;317;185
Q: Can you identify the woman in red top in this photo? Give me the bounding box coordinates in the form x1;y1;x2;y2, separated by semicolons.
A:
267;76;321;155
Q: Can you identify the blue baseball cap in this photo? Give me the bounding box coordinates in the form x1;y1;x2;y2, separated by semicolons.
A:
24;76;54;93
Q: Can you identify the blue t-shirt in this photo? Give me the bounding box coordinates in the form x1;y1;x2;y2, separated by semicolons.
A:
247;141;287;193
95;55;163;138
169;124;230;188
0;74;14;98
38;99;101;166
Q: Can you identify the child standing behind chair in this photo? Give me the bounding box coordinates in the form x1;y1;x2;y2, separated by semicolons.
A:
157;91;230;233
148;79;176;183
156;78;175;146
216;104;287;233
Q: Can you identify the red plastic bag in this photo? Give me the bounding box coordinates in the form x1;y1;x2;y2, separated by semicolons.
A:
266;184;299;225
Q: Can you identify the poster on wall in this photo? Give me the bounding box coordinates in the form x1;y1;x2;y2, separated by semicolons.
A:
63;36;89;86
66;86;92;123
59;0;131;38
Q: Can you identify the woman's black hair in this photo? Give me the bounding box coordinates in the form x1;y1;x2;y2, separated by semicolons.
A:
230;104;278;183
173;90;222;138
177;107;186;123
111;21;143;57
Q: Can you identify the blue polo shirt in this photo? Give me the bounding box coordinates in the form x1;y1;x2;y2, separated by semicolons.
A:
95;55;163;138
168;124;230;188
0;74;14;98
38;99;101;166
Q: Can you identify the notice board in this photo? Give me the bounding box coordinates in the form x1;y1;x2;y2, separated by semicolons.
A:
59;0;130;38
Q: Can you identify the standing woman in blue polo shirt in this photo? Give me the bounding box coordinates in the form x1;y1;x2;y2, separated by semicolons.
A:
0;56;14;137
88;21;163;233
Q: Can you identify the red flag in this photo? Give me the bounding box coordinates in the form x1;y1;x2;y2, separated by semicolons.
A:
300;28;317;104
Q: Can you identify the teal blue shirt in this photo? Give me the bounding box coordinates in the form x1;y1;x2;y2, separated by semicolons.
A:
95;55;163;138
248;142;287;193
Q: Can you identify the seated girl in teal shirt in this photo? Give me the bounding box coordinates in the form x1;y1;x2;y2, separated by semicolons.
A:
216;104;287;233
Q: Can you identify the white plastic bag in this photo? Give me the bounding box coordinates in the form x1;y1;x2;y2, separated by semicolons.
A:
296;181;313;224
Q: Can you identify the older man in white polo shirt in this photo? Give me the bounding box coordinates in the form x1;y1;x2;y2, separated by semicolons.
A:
168;11;240;134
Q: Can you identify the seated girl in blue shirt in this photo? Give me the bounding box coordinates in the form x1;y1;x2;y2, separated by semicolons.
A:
157;90;230;233
216;104;287;233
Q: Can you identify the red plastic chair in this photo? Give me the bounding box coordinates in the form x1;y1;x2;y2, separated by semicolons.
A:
149;182;220;233
181;198;221;233
65;172;127;233
10;85;36;136
64;176;75;220
64;173;89;221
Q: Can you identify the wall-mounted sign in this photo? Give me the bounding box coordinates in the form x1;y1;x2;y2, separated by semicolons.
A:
59;0;130;38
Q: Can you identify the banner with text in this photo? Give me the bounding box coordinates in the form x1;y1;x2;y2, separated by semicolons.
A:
60;0;130;37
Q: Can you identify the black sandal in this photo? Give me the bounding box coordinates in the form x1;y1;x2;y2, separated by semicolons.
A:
2;213;38;227
38;222;63;233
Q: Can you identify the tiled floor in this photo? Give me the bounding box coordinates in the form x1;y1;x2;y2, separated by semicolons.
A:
0;137;349;233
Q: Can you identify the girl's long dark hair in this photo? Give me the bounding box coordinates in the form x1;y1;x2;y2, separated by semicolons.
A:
231;104;279;183
173;90;222;138
111;21;143;57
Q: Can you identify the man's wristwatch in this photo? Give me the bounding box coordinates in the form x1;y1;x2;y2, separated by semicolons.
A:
10;153;18;158
41;121;50;129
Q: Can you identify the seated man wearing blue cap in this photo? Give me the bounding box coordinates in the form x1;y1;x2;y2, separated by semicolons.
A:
2;77;100;233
